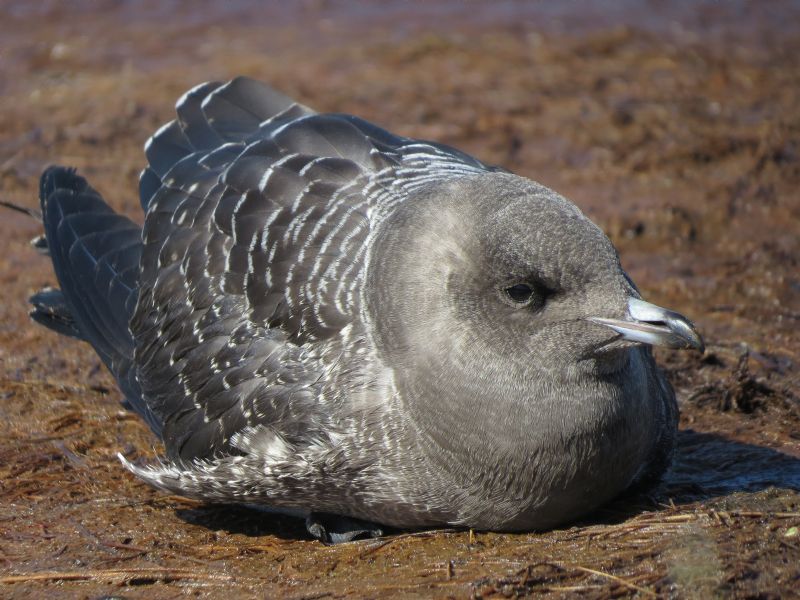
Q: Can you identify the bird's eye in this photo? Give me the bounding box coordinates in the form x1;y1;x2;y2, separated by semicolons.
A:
505;283;534;304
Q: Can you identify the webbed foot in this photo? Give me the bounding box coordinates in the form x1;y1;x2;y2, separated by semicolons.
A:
305;512;384;544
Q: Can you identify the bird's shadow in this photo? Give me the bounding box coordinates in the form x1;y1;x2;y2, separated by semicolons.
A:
173;429;800;541
588;428;800;525
665;429;800;499
175;504;312;542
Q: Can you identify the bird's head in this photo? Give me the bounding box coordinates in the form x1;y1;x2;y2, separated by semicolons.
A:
369;172;703;385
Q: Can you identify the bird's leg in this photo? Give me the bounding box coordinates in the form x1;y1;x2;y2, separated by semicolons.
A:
305;512;384;544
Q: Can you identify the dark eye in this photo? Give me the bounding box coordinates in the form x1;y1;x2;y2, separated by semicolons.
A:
505;283;534;304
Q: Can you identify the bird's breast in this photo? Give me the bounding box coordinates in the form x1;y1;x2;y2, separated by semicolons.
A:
370;350;663;530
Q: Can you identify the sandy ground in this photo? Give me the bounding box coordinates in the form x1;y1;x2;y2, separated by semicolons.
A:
0;1;798;598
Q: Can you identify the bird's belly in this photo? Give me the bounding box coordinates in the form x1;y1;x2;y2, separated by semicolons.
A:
448;442;647;531
500;439;647;531
394;410;657;532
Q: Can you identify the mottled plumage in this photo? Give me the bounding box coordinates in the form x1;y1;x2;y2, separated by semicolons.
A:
33;77;702;542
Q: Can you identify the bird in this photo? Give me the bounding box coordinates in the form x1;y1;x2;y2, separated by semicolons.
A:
31;76;703;544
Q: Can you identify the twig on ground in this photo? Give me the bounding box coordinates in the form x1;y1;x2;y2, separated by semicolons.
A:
0;199;41;220
564;563;657;597
0;567;239;585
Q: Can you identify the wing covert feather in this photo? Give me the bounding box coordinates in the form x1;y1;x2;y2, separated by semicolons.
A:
131;77;493;460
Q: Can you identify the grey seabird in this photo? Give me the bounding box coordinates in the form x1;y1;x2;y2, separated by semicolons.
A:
32;77;703;543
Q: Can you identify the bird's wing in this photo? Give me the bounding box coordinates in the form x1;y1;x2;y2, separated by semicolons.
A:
131;77;492;461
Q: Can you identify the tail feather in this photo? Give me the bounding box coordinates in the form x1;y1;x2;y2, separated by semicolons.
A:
38;166;160;433
43;183;134;365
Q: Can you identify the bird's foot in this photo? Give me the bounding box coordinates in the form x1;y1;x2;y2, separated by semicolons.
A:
305;512;384;544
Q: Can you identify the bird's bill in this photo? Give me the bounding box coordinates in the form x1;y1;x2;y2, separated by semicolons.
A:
589;297;704;352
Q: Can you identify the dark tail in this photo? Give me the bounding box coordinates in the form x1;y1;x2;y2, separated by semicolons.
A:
37;166;159;432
